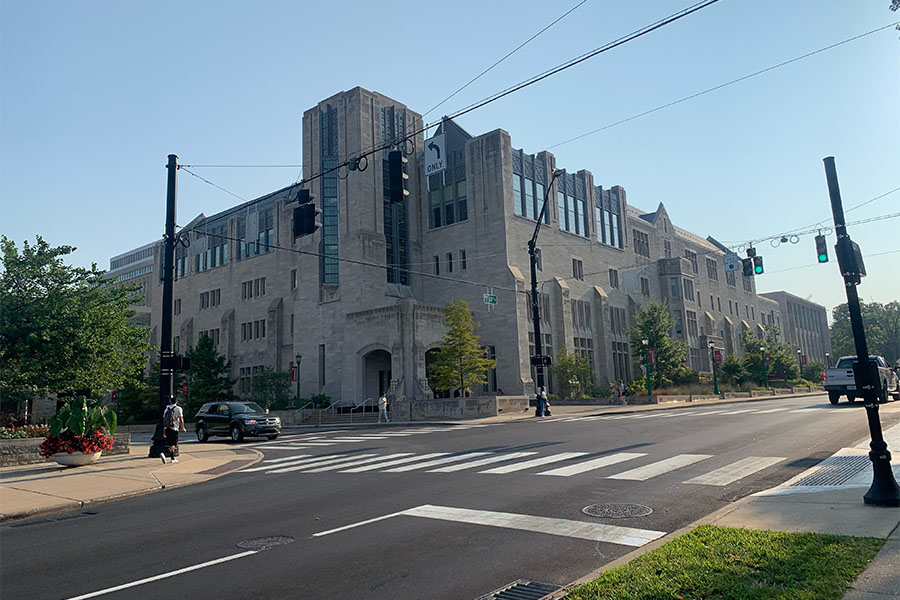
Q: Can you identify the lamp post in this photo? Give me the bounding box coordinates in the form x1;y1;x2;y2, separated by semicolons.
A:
528;168;564;416
642;337;652;397
760;345;769;389
825;352;831;368
295;353;302;406
709;341;719;395
797;348;803;372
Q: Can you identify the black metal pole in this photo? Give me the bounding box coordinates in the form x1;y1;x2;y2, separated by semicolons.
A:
149;154;178;459
824;156;899;506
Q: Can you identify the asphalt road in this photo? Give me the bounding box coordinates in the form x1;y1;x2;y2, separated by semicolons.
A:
3;394;898;600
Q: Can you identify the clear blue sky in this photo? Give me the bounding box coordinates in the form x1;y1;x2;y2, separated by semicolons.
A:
2;0;897;319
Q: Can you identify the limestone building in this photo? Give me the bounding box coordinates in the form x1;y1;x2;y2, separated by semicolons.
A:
759;291;832;366
109;86;789;403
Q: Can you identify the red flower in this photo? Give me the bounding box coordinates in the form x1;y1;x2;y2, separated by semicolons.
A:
39;431;114;458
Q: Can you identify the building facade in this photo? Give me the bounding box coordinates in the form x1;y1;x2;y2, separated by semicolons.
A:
111;86;791;403
760;291;832;366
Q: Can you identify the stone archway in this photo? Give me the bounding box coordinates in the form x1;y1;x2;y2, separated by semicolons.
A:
363;349;392;401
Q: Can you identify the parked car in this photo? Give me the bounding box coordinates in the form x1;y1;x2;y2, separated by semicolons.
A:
823;355;900;405
194;401;281;442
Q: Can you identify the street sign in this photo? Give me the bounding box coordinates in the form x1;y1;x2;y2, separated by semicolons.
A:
483;293;498;305
714;350;723;365
648;348;656;366
424;134;445;177
723;252;740;272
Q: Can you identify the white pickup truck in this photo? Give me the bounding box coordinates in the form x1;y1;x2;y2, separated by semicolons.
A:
823;355;900;405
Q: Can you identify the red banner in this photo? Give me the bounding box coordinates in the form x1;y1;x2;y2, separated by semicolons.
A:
182;382;189;396
648;348;656;366
714;350;723;365
291;364;298;382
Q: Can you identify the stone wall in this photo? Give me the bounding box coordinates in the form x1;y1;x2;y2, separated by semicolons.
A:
0;434;131;467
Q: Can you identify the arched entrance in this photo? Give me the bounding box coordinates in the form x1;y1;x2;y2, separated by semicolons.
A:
363;349;392;400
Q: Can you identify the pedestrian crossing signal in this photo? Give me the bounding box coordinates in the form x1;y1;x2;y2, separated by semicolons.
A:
815;234;828;263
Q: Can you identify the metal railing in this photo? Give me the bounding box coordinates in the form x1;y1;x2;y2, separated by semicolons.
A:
296;397;381;426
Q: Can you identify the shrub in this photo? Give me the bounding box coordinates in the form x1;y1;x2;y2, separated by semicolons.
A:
0;424;49;439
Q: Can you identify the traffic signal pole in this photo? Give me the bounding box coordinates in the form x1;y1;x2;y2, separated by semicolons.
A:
150;154;178;459
824;156;899;507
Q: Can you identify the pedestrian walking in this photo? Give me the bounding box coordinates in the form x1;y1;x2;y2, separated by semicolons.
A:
161;395;186;464
617;380;627;406
378;392;389;423
536;386;549;417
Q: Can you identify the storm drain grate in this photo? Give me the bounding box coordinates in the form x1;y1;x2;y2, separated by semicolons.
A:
791;455;871;487
475;579;562;600
583;503;653;519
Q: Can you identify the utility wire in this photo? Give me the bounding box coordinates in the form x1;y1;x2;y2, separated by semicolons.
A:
765;249;900;274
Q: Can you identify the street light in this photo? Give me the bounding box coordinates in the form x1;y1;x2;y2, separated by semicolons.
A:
709;341;719;395
760;345;769;389
825;352;831;368
642;337;652;397
797;348;803;371
295;353;302;406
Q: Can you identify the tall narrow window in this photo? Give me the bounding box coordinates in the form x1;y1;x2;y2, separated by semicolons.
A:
460;249;467;270
446;252;453;273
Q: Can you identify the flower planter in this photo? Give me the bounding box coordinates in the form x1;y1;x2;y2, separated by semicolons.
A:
51;451;102;467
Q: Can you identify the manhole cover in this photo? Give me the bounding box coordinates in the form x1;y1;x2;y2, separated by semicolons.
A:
237;536;295;551
583;503;653;519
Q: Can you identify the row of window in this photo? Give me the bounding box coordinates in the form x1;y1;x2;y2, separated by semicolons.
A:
240;319;266;342
199;328;220;346
242;277;266;300
238;365;266;394
433;249;468;275
429;180;468;230
200;288;221;310
111;247;154;270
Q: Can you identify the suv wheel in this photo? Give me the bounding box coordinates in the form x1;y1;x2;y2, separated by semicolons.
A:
267;434;279;440
230;424;244;442
196;424;209;443
878;382;889;404
828;392;840;405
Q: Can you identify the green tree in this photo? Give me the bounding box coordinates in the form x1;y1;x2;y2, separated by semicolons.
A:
250;367;292;410
184;335;235;416
719;353;746;386
830;301;900;366
550;348;593;399
428;299;496;394
0;236;150;415
741;325;799;385
628;301;688;388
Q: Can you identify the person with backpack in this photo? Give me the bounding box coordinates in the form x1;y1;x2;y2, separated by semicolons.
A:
161;395;186;464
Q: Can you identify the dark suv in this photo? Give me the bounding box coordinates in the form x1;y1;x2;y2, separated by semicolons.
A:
195;401;281;442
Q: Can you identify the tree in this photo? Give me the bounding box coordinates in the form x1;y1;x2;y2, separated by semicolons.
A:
628;302;688;388
830;301;900;366
184;335;235;416
250;367;292;410
741;325;799;385
801;362;825;384
719;353;746;386
428;299;496;394
0;236;150;415
550;348;592;399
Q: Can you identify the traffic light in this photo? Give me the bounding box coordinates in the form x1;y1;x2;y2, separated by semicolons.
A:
753;255;764;274
815;234;828;263
293;203;321;237
388;150;409;203
741;257;754;277
296;188;311;205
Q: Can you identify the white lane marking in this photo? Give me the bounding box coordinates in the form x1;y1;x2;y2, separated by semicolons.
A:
383;452;494;472
480;452;588;474
538;452;646;477
680;410;728;417
339;452;449;473
312;510;409;537
717;409;757;415
401;505;666;547
604;415;633;420
753;407;792;414
262;454;312;463
428;452;538;472
65;550;258;599
331;436;389;441
631;413;664;419
685;456;786;486
302;453;413;473
607;454;712;481
269;454;377;474
254;443;335;450
241;454;348;472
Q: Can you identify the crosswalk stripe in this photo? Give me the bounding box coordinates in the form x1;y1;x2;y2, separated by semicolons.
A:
253;444;333;450
263;454;312;463
607;454;712;481
538;452;647;477
241;453;349;472
681;410;727;417
401;505;666;547
684;456;786;486
302;453;414;473
339;452;449;473
383;452;494;472
717;409;756;415
753;407;792;414
480;452;589;474
268;454;377;474
428;452;538;472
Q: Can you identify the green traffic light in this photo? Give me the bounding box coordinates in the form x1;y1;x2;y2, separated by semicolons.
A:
754;265;763;274
818;253;828;263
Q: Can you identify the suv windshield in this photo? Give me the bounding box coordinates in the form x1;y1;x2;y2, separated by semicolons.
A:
232;402;266;414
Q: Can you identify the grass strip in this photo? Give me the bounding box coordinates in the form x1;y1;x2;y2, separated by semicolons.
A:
566;525;883;600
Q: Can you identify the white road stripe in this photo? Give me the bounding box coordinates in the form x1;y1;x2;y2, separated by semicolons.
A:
608;454;712;481
241;455;346;472
262;454;312;463
685;456;786;486
427;452;538;472
268;454;377;474
383;452;494;472
680;410;728;417
339;452;449;472
538;452;646;477
717;409;757;415
401;505;666;547
302;453;413;473
65;551;258;599
480;452;588;474
753;407;792;414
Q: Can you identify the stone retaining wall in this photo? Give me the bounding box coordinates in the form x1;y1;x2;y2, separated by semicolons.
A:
0;434;131;467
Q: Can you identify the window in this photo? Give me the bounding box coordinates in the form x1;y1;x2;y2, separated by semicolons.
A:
446;252;453;273
433;256;440;275
689;347;703;371
684;250;698;274
751;306;755;320
669;277;679;298
199;328;220;346
664;239;672;258
641;277;650;296
612;342;630;382
673;310;683;337
291;269;297;290
210;289;220;307
706;257;719;281
482;346;497;394
686;310;698;338
726;271;736;287
717;297;722;312
460;249;467;270
290;314;294;336
683;278;695;302
633;230;650;257
200;291;210;310
242;281;253;300
574;337;593;364
743;275;752;292
710;295;715;310
173;336;180;353
174;298;181;315
572;300;592;330
535;248;542;271
254;319;266;339
610;306;627;335
254;277;266;297
609;269;619;289
729;299;733;314
572;258;584;281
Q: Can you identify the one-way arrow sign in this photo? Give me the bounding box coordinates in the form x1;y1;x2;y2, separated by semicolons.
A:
424;134;445;177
